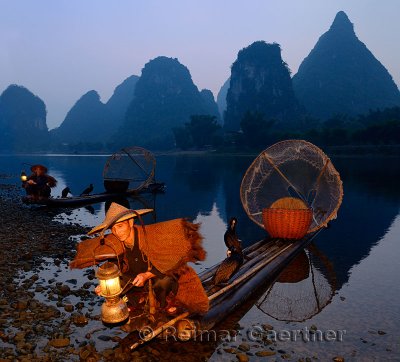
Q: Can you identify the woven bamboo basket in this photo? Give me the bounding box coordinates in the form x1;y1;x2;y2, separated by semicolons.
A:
262;197;312;240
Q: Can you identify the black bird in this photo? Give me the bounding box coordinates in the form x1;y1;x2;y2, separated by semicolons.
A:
61;187;71;198
80;183;93;196
224;217;241;252
212;217;244;286
84;205;95;214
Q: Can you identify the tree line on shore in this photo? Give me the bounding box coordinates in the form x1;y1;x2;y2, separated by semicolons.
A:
173;107;400;154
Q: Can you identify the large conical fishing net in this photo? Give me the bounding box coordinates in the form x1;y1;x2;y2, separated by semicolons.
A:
103;146;156;192
256;246;336;322
240;140;343;234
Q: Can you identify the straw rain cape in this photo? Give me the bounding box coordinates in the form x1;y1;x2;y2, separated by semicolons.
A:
70;218;209;314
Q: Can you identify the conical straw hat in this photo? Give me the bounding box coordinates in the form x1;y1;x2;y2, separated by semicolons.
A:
30;164;48;173
88;202;153;235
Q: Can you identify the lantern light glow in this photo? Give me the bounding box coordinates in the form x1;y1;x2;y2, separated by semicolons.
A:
97;262;122;297
21;171;28;182
99;275;121;297
96;261;129;325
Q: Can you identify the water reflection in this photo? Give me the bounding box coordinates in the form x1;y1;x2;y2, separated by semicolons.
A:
3;154;399;283
313;157;400;288
193;203;228;269
256;244;336;322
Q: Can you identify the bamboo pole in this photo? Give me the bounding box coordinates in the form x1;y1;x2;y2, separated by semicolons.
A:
129;311;190;350
246;240;280;260
226;244;281;281
199;238;274;282
241;238;269;255
208;243;293;302
206;244;285;307
202;243;279;287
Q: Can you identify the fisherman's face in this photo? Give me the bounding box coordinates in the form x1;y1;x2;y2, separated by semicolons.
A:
111;219;133;243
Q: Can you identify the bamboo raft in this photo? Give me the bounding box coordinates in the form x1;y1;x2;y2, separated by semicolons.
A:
128;231;319;349
198;232;318;329
21;182;165;208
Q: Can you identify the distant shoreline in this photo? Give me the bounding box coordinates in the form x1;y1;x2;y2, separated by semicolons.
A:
1;144;399;158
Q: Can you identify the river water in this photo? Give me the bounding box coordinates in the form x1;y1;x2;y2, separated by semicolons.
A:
1;153;399;361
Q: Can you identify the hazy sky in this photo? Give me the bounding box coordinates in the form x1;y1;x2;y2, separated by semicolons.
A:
1;0;399;129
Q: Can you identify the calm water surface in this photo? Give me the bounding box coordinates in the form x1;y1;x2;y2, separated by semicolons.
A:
1;154;399;361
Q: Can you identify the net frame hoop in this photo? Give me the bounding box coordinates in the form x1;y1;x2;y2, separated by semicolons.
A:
102;146;156;192
240;139;343;233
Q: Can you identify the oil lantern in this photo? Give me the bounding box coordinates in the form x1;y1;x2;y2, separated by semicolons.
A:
96;261;129;325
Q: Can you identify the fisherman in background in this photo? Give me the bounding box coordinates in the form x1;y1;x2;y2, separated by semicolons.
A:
22;164;57;201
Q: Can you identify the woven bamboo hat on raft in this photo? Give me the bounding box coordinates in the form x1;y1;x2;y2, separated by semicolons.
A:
30;164;48;173
88;202;153;235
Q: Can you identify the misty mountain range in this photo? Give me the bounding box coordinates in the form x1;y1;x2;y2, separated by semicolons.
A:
1;11;399;152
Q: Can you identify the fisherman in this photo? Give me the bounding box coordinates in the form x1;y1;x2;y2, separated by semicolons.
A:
89;202;189;314
22;164;57;200
71;202;209;316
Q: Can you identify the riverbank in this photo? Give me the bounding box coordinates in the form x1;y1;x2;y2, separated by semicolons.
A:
0;181;93;360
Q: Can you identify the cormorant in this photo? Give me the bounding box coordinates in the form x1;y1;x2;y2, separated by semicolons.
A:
80;183;93;196
61;187;71;198
212;217;244;286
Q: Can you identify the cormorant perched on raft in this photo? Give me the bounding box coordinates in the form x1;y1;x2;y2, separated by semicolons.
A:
80;183;93;196
212;217;244;286
61;187;71;198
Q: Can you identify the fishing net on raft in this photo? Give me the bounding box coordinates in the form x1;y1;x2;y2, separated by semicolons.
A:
256;246;336;322
240;140;343;234
103;146;156;192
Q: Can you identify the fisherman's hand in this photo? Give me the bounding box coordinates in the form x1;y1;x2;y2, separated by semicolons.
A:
94;285;102;296
27;180;36;185
131;272;155;287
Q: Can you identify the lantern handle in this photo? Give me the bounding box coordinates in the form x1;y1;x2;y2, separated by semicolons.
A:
92;239;124;272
